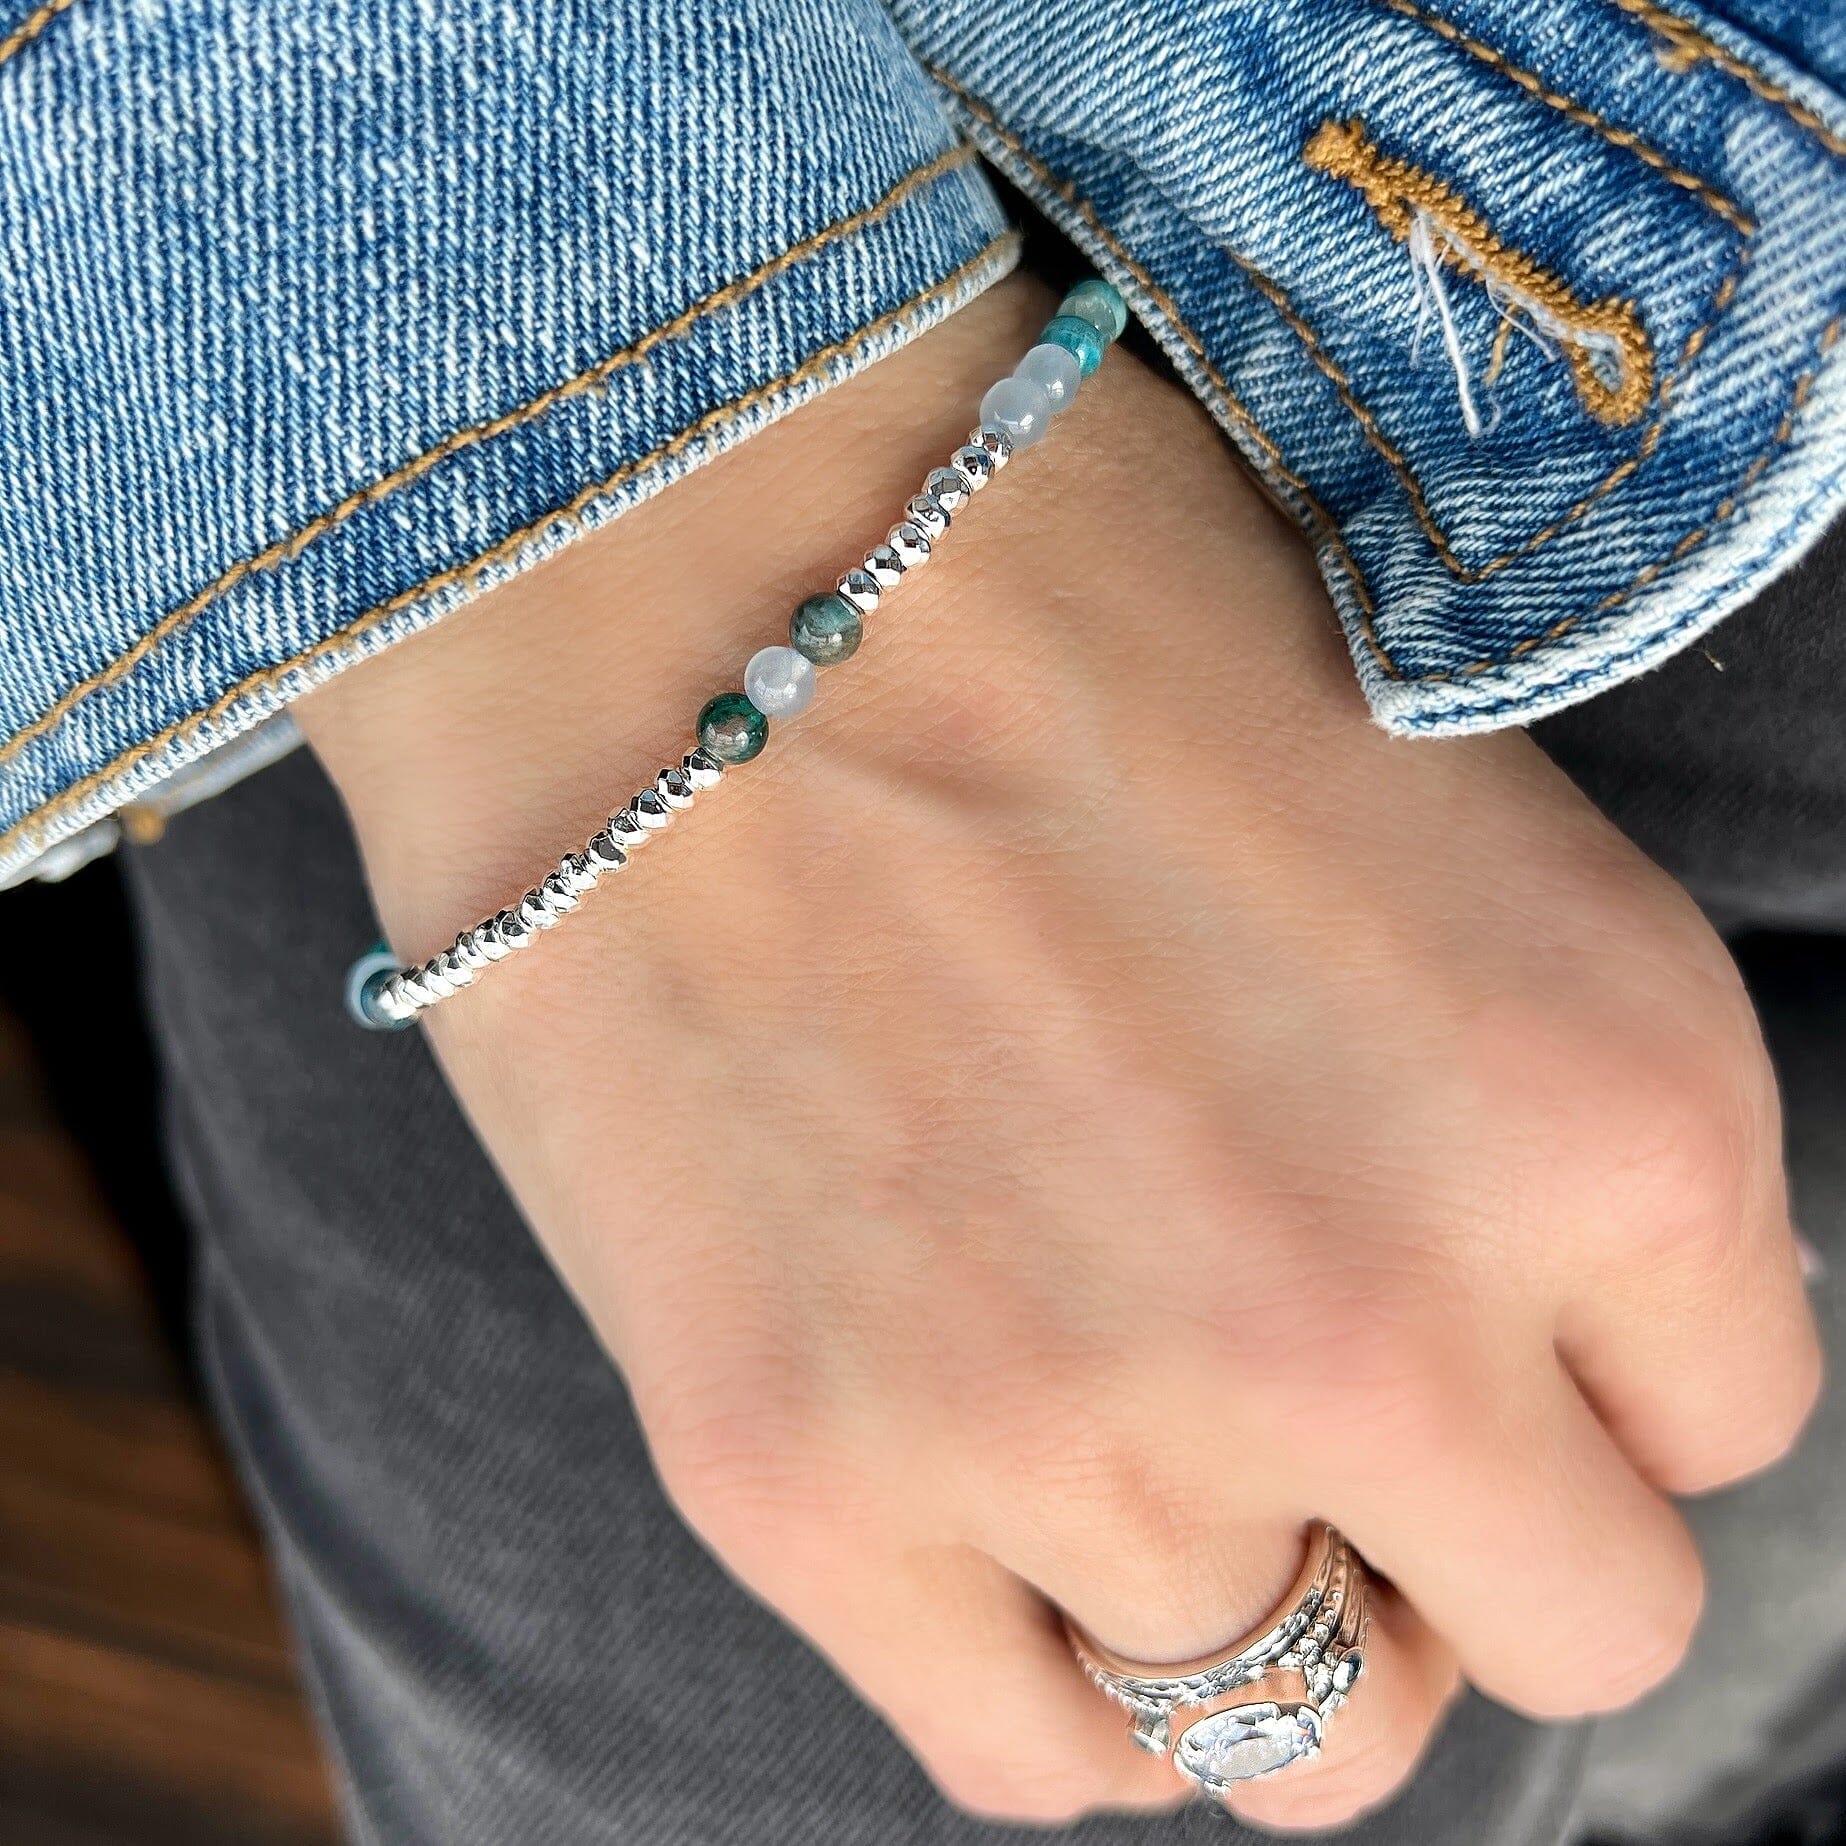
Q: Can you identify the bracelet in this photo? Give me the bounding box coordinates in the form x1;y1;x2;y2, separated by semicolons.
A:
346;278;1130;1030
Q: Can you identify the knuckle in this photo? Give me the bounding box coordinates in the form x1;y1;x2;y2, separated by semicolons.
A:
1658;1331;1824;1495
1523;1558;1705;1718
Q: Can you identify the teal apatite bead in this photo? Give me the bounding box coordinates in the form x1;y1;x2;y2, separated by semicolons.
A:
1040;312;1106;377
1060;278;1128;343
789;592;863;667
698;690;769;764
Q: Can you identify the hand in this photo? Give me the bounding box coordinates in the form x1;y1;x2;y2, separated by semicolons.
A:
299;274;1821;1831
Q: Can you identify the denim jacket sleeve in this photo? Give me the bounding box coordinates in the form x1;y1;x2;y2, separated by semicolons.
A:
1;0;1842;886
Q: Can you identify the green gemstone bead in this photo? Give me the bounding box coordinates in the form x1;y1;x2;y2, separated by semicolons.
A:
789;592;862;667
1060;278;1128;343
1041;312;1106;377
697;691;769;764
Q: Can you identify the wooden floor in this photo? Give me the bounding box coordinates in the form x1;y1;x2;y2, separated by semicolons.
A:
0;1006;341;1846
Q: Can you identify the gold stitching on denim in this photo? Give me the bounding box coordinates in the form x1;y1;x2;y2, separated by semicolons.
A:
0;234;1021;867
1306;117;1655;426
1609;0;1846;157
935;66;1751;603
0;144;981;768
930;68;1834;689
0;0;81;67
1380;0;1755;232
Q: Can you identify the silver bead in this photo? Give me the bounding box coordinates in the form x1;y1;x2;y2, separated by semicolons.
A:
397;970;435;1009
453;930;492;971
631;788;673;831
951;445;995;490
375;978;416;1024
476;919;513;961
438;948;476;989
519;891;561;930
862;544;905;587
546;855;589;897
495;908;533;950
539;870;581;912
681;747;725;790
421;957;457;999
656;766;697;809
608;809;651;850
887;521;932;569
905;492;950;538
585;831;629;874
924;466;969;512
837;567;881;614
968;423;1013;467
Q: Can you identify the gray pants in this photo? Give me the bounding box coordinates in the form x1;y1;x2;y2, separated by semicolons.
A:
122;523;1846;1846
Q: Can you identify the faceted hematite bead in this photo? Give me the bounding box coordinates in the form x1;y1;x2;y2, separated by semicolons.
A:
558;852;599;894
631;788;673;830
968;423;1013;466
697;690;770;764
951;444;996;490
837;568;881;614
905;492;950;538
656;766;697;808
1040;312;1106;377
924;465;970;512
863;544;905;587
609;809;651;850
681;747;726;789
1016;341;1082;412
886;521;932;569
586;831;629;874
1060;277;1128;343
744;644;817;717
979;373;1054;448
789;592;863;666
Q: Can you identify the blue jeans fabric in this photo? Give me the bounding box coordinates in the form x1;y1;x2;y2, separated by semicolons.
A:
2;0;1843;884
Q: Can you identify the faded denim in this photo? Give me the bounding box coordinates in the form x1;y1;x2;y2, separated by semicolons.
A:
1;0;1844;885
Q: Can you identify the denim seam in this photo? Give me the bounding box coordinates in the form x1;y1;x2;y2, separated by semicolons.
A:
0;0;81;69
1381;0;1755;233
0;142;981;771
0;231;1022;867
1609;0;1846;155
934;67;1745;598
933;67;1833;688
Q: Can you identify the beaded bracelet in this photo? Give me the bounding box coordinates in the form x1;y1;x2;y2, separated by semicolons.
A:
345;278;1130;1030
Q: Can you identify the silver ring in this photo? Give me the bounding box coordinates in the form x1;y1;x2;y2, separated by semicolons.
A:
1066;1523;1371;1794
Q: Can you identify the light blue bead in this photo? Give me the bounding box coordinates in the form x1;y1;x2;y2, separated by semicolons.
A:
980;372;1055;448
345;943;410;1031
1040;313;1105;377
1060;278;1128;343
1016;342;1082;413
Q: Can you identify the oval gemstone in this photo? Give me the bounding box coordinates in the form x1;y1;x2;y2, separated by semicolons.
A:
1172;1703;1322;1791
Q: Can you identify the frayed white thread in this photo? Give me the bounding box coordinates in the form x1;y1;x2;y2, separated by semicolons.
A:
1409;212;1483;436
1406;210;1631;437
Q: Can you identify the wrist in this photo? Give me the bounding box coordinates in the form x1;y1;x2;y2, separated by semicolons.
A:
296;268;1339;966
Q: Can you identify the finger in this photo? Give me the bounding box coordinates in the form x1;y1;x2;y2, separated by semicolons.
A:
1325;1357;1704;1719
992;1515;1458;1832
1558;1209;1821;1497
1226;1583;1460;1835
761;1539;1183;1827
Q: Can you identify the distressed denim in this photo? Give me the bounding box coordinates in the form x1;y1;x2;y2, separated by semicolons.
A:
1;0;1844;885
